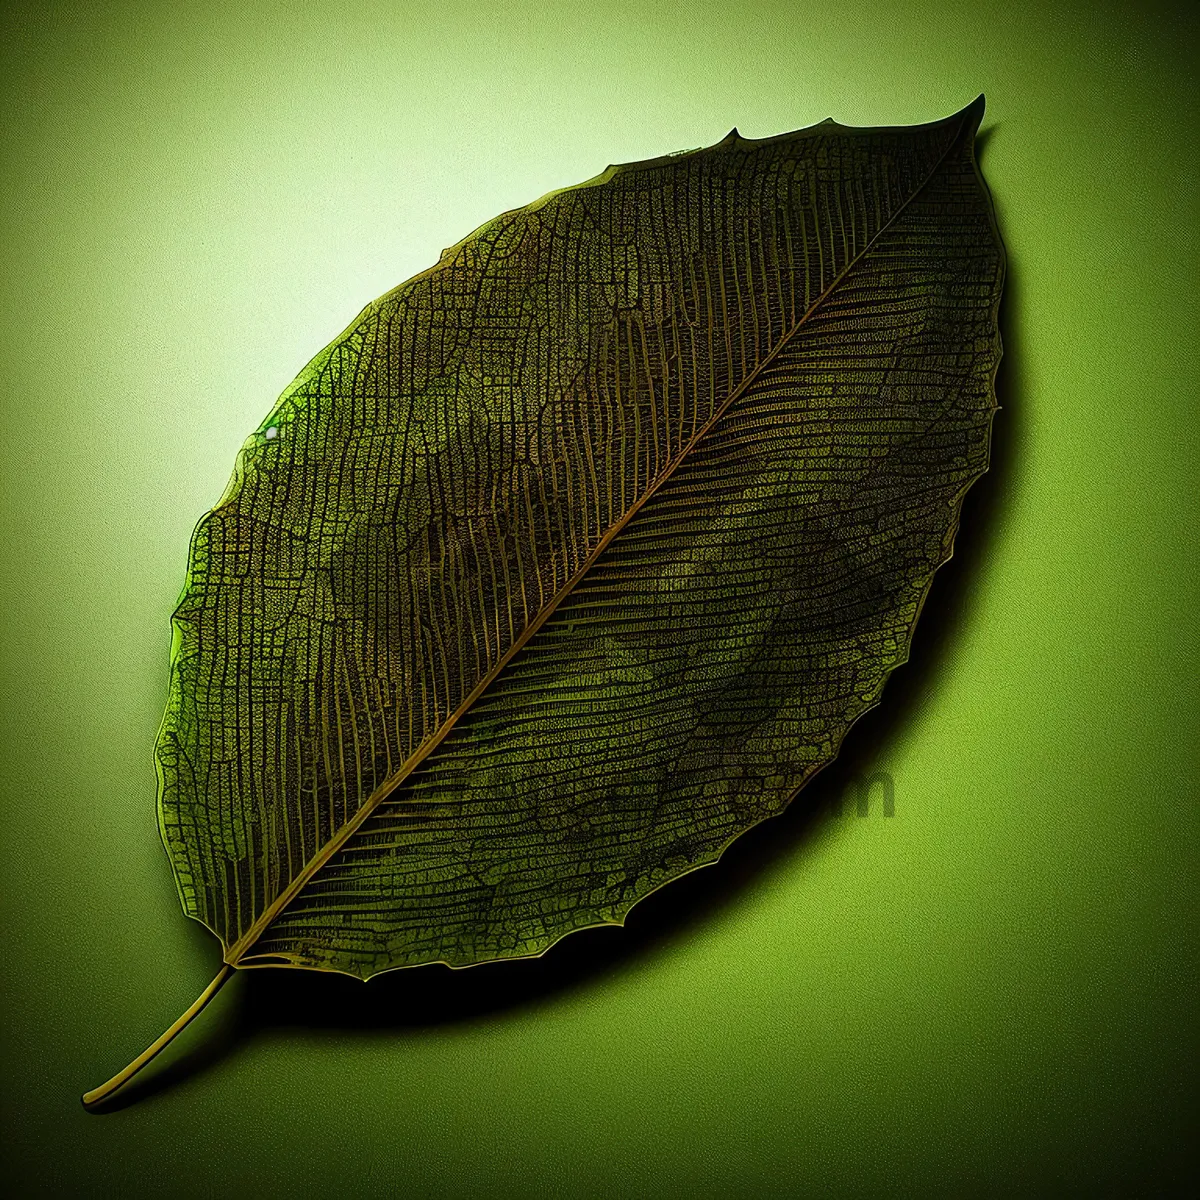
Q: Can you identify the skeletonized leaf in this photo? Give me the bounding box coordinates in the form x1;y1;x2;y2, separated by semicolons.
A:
87;97;1003;1104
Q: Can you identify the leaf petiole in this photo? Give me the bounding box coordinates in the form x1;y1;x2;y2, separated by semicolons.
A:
81;963;233;1110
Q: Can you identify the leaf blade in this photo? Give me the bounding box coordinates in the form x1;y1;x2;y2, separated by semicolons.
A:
156;99;1003;975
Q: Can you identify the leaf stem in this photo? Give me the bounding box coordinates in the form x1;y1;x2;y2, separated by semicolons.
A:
82;963;233;1109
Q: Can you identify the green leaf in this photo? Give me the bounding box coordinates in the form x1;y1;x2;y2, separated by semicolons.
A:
86;97;1004;1104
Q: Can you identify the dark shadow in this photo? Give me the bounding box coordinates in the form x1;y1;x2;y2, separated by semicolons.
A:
89;133;1021;1111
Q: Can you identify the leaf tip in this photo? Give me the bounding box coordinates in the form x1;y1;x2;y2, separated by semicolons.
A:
959;93;987;137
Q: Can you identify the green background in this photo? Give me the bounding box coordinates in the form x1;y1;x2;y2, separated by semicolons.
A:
1;1;1195;1194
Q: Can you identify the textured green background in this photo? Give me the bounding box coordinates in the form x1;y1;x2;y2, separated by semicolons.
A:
1;1;1195;1195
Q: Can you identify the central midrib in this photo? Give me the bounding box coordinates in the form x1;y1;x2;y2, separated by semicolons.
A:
227;107;973;966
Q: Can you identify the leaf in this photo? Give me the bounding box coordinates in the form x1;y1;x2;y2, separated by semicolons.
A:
85;97;1004;1104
